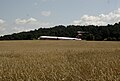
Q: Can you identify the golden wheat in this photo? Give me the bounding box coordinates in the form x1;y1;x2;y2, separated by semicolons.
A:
0;40;120;81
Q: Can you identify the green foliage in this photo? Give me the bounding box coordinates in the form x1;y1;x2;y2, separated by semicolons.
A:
0;22;120;41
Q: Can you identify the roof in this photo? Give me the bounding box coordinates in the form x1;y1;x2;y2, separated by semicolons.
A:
38;36;81;40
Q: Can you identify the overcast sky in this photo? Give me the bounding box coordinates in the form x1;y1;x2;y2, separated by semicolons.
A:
0;0;120;35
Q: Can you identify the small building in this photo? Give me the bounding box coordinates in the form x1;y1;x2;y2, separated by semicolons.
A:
76;31;89;39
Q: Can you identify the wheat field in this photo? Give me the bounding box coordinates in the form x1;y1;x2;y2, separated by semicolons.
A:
0;40;120;81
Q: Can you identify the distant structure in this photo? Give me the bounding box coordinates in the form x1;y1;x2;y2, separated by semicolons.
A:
38;31;89;40
76;31;89;39
38;36;81;40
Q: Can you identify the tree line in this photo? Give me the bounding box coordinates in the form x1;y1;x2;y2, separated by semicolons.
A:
0;22;120;41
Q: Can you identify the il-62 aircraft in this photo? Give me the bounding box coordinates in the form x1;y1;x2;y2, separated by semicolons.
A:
38;36;81;40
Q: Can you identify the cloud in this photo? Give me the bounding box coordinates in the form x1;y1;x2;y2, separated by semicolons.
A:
15;17;51;27
14;17;53;33
0;18;54;36
0;19;7;35
73;8;120;26
0;19;6;28
41;11;51;17
15;18;37;24
34;2;38;6
0;19;5;24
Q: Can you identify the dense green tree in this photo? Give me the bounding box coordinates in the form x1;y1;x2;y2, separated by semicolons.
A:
0;22;120;41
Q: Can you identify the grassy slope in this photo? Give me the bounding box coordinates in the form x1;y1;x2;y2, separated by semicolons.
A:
0;40;120;81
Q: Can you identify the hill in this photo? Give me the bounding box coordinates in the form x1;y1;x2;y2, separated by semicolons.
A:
0;22;120;41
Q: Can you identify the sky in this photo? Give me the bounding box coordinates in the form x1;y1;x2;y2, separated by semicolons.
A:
0;0;120;35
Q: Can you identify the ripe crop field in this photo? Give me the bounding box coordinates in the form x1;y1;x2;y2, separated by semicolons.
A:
0;40;120;81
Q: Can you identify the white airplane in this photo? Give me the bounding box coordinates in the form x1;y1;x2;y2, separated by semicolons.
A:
38;36;81;40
